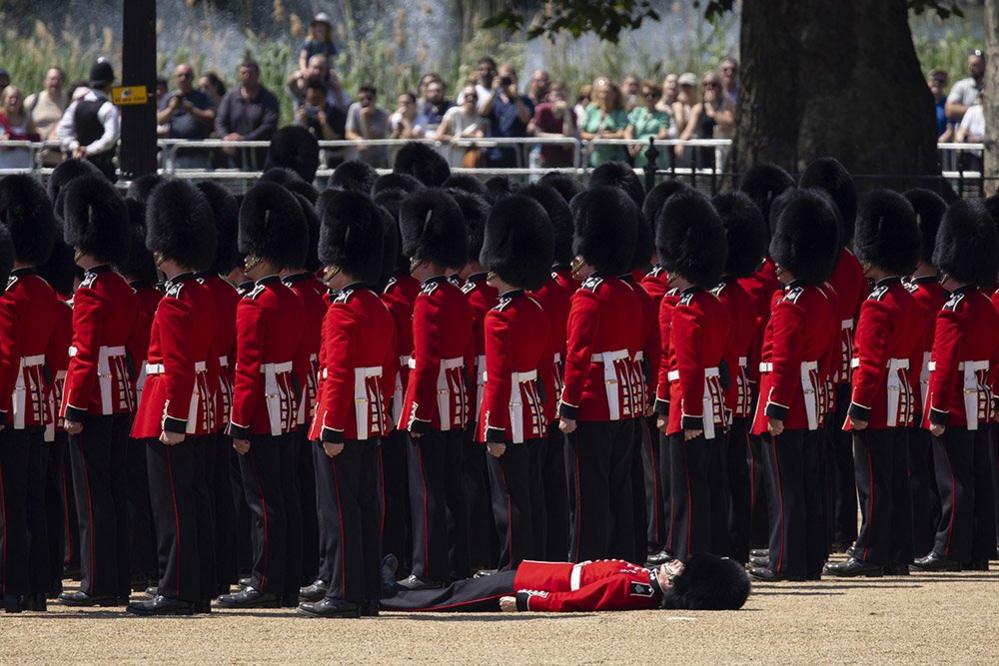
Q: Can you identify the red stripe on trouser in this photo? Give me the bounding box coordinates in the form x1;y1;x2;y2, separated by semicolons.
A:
771;434;786;573
249;452;270;590
330;457;347;596
165;447;182;596
862;434;874;562
942;440;956;557
0;465;7;594
79;446;97;593
416;444;430;574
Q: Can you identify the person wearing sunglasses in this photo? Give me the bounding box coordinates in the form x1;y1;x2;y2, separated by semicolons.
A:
157;64;215;169
676;71;734;168
437;86;486;167
945;49;985;122
625;80;671;168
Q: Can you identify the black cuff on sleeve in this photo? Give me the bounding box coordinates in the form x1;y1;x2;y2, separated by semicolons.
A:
681;414;703;430
848;402;871;422
515;592;530;612
409;419;431;435
929;407;948;427
764;402;789;421
486;426;506;444
558;402;579;420
227;423;250;440
321;427;344;444
654;398;670;417
64;405;87;423
163;416;188;434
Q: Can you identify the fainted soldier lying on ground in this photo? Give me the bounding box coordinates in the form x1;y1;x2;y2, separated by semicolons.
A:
372;553;750;614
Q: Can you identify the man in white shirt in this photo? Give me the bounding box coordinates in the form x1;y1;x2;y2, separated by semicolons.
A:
56;58;121;180
945;50;984;123
25;67;67;166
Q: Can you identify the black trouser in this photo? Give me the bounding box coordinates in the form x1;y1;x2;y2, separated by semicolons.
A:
146;435;210;603
852;429;900;566
295;427;319;586
727;418;752;564
909;426;941;558
991;426;999;555
380;570;516;612
747;433;769;550
541;424;569;561
279;432;303;601
125;437;156;584
630;419;648;563
832;383;857;545
316;440;382;604
487;440;535;570
528;437;547;562
408;428;469;581
567;420;634;562
238;433;290;595
971;426;997;563
761;429;806;578
68;413;130;599
641;418;666;556
381;429;411;572
212;431;238;592
666;431;727;561
802;430;828;577
0;428;48;596
464;425;495;571
313;441;333;586
45;433;68;594
932;426;995;564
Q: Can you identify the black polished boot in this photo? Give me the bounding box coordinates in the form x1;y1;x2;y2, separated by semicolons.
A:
298;579;328;603
126;595;195;616
823;558;884;578
297;597;361;618
58;590;118;607
215;586;281;609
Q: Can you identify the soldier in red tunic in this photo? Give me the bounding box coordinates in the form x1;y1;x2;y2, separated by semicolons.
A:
825;190;922;577
0;229;14;609
298;190;395;618
58;175;142;607
711;191;768;565
524;182;576;561
217;182;307;608
127;180;220;616
476;194;554;570
748;189;839;582
902;188;948;560
559;186;641;562
378;551;749;613
0;176;62;612
913;200;999;571
396;189;472;589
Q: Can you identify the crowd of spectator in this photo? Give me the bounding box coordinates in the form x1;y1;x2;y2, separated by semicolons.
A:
0;9;987;177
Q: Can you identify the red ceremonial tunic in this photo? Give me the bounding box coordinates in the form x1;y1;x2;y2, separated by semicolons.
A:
197;274;239;430
45;296;74;438
826;248;868;385
513;558;663;612
129;280;162;408
712;278;758;419
461;272;498;419
283;272;327;428
905;276;948;418
624;275;661;413
529;267;574;422
381;273;421;423
640;265;670;305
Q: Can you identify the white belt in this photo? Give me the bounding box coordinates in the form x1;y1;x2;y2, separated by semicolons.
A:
850;357;909;370
591;349;631;421
145;361;208;375
759;362;773;373
22;354;45;367
738;356;747;368
800;361;820;431
218;356;229;368
926;360;990;372
260;361;293;374
508;370;540;444
399;355;412;368
841;319;854;330
668;367;721;439
634;351;645;362
475;354;487;412
354;366;384;440
436;355;466;431
393;356;411;422
553;352;562;364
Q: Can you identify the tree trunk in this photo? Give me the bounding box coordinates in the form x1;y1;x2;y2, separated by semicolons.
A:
985;0;999;196
735;0;940;192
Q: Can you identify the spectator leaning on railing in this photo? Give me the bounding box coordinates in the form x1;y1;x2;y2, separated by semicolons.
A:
24;67;66;166
389;91;423;139
528;80;575;168
0;85;40;170
158;63;216;169
437;86;486;167
415;79;452;139
945;49;984;123
215;59;280;170
480;64;534;168
56;57;121;181
928;69;953;143
578;76;628;166
955;87;986;173
626;80;671;168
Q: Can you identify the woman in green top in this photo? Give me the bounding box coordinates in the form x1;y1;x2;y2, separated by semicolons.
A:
626;80;671;168
579;77;629;166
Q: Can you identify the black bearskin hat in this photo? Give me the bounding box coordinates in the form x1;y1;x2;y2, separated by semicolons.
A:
712;191;767;278
331;160;378;194
197;181;241;275
0;174;56;266
630;205;655;272
119;198;158;283
373;172;424;195
985;193;999;227
238;181;308;269
62;174;129;264
769;188;840;285
373;188;409;273
266;125;320;182
38;236;77;297
738;163;794;231
854;189;919;276
375;205;399;292
399;189;467;269
449;189;491;266
126;173;166;206
799;157;857;245
521;183;573;267
0;225;14;293
539;171;583;203
318;190;384;286
295;193;321;272
259;167;319;204
480;194;554;291
47;158;102;205
145;180;218;272
442;174;488;197
643;179;690;229
660;554;751;611
656;189;727;288
393;141;451;187
589;160;644;208
484;175;518;202
933;199;999;287
904;188;947;265
570;186;637;276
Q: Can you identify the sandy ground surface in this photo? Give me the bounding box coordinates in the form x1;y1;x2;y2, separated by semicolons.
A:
3;560;997;664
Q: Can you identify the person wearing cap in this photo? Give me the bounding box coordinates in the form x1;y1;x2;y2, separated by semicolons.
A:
396;189;473;589
653;190;733;563
297;190;394;618
299;12;338;75
126;181;220;617
748;189;839;582
56;58;121;181
213;183;307;609
558;186;642;562
523;183;577;560
474;194;554;570
0;176;63;612
913;200;999;572
824;191;923;578
57;174;142;606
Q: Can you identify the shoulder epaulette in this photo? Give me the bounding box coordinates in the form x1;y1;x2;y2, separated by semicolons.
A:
710;281;727;297
646;265;664;279
461;280;477;295
383;276;397;293
943;292;964;311
5;275;18;291
665;287;680;297
582;276;603;292
868;284;889;301
903;279;918;294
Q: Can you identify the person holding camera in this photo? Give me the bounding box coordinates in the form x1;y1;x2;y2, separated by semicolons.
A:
479;64;533;168
158;64;216;169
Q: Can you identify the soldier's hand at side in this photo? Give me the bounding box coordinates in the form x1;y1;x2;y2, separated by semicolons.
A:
657;416;668;435
487;442;506;458
233;438;250;454
683;429;702;441
851;418;868;431
767;417;784;437
160;431;185;446
323;442;344;458
64;420;83;435
559;417;576;434
929;424;945;437
72;146;87;160
499;596;517;612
